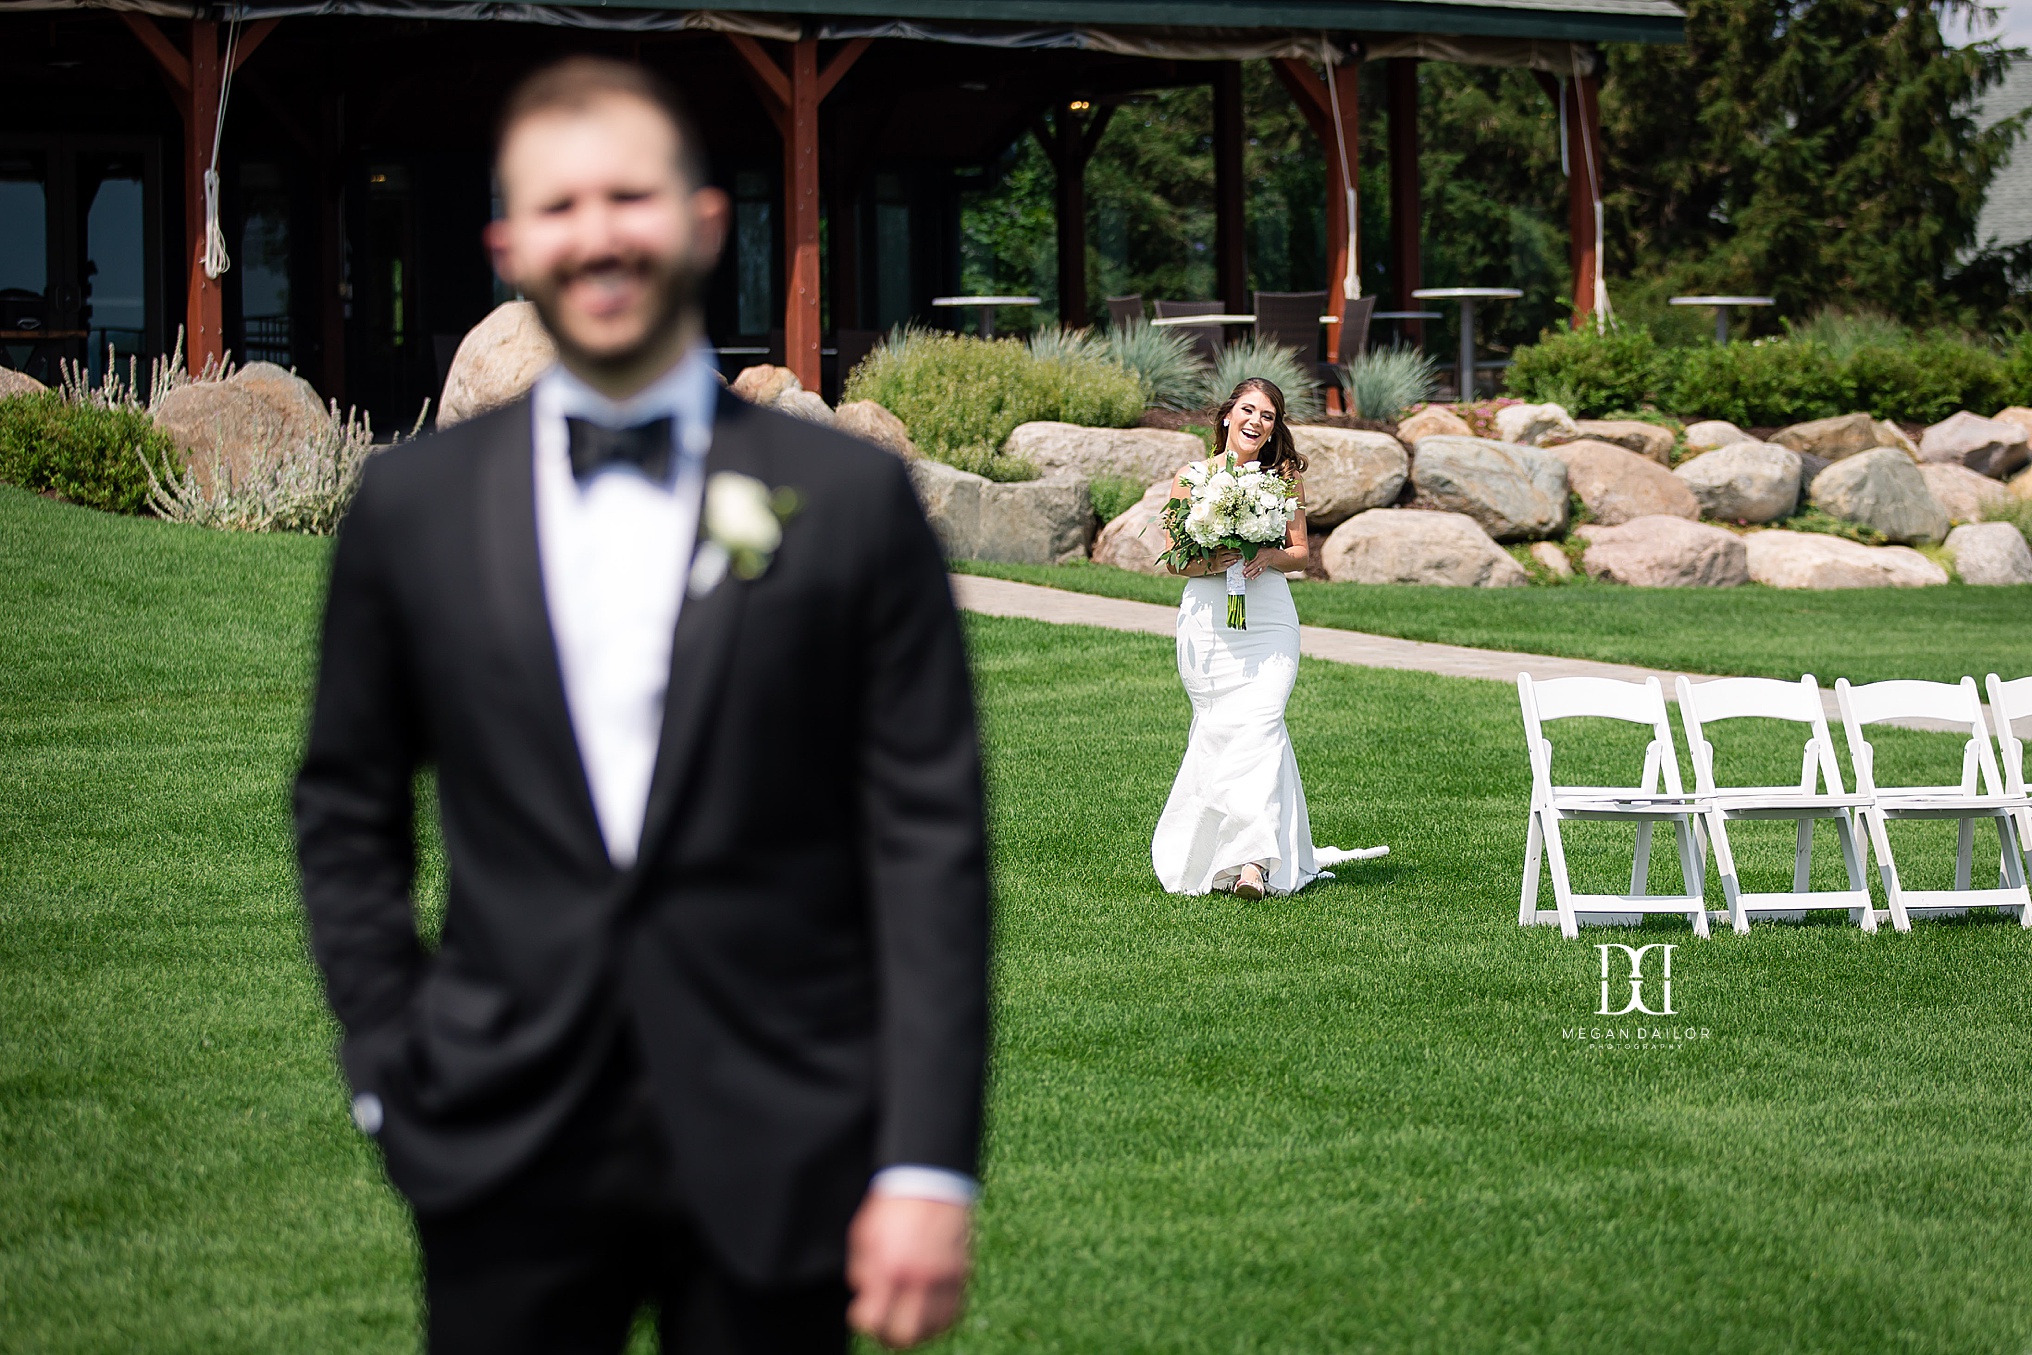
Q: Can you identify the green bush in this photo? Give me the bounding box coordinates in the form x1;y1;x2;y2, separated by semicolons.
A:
1503;325;1664;416
1088;474;1147;524
844;330;1144;476
1840;337;2006;425
1660;341;1844;427
0;392;167;514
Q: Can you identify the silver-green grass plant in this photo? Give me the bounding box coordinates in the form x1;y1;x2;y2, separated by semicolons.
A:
1201;336;1323;422
1342;345;1440;422
1100;319;1209;411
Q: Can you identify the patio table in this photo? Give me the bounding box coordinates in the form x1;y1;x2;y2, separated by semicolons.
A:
1669;295;1774;345
1413;287;1522;400
931;295;1040;338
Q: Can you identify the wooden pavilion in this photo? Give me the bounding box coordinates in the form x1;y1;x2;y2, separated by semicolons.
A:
0;0;1680;426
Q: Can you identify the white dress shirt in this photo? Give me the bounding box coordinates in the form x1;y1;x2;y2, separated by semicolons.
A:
529;350;975;1208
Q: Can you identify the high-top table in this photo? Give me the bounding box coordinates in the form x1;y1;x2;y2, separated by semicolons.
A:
931;295;1040;338
1413;287;1522;401
1669;295;1774;345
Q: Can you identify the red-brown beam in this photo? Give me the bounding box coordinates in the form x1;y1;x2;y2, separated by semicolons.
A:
1272;56;1358;364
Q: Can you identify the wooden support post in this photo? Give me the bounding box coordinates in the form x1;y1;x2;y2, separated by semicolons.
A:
728;35;868;390
1212;62;1247;316
1532;67;1606;329
1032;101;1113;330
1387;58;1423;348
1272;56;1358;364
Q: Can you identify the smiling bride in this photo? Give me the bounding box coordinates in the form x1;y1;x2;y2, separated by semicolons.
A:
1150;376;1385;899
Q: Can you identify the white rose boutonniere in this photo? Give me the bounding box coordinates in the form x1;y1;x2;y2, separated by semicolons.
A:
689;472;803;598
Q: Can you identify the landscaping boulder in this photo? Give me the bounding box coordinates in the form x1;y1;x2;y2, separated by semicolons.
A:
1568;419;1676;465
1808;448;1950;544
1944;522;2032;585
1320;509;1528;587
1796;452;1832;489
1576;516;1748;587
438;300;556;427
1003;421;1203;485
1683;419;1749;453
1673;441;1800;523
771;387;836;426
906;458;1093;564
1744;530;1949;588
1408;435;1569;540
1917;410;2030;479
153;363;334;492
1494;402;1578;447
1090;477;1178;575
730;363;801;406
1528;540;1574;578
1918;462;2012;524
1292;426;1408;528
1547;438;1699;525
1395;405;1474;442
834;400;915;457
230;362;330;441
1771;411;1889;461
2014;466;2032;501
1990;406;2032;446
0;368;47;399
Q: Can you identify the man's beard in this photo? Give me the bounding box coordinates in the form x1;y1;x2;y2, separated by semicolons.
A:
523;250;708;377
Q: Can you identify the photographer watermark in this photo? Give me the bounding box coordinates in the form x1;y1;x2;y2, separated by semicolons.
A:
1562;943;1712;1045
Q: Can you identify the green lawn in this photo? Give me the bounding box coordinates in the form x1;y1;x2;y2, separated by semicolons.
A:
7;485;2032;1353
954;558;2032;686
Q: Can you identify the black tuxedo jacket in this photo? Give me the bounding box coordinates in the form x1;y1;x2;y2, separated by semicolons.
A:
293;390;989;1285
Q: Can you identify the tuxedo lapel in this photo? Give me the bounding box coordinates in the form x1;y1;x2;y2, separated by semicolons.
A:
634;392;763;863
473;399;607;860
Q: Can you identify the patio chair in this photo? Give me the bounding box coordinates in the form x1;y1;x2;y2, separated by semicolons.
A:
1518;673;1711;940
1152;297;1226;365
1251;290;1328;360
1676;675;1873;934
1105;294;1145;331
1985;673;2032;881
1835;677;2032;931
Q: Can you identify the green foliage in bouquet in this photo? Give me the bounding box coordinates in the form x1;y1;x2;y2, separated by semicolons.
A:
0;391;166;515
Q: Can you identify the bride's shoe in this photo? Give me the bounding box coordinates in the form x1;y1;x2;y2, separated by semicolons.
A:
1232;863;1266;900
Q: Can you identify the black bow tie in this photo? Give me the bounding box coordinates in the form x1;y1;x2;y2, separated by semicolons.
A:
566;416;675;483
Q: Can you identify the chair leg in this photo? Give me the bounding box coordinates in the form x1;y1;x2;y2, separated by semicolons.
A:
1520;813;1544;928
1792;820;1813;894
1707;811;1748;935
2000;815;2032;927
1675;817;1710;939
1862;809;1911;932
1631;821;1654;897
1955;817;1975;892
1542;813;1581;940
1835;814;1875;933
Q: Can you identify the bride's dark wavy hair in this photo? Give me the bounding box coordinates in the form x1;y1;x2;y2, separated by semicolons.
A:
1212;377;1306;477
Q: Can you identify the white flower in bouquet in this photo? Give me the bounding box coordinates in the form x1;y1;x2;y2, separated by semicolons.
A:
1156;454;1300;629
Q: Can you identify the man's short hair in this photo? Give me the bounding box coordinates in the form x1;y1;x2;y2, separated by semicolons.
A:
495;56;707;189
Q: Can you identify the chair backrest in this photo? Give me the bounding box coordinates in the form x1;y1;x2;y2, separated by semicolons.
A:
1338;293;1379;360
1987;674;2032;796
1676;675;1846;797
1106;294;1145;331
1251;290;1328;358
1835;677;2002;798
1518;673;1684;803
1153;298;1226;364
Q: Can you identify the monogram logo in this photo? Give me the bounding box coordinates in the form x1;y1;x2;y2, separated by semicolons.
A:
1597;943;1676;1016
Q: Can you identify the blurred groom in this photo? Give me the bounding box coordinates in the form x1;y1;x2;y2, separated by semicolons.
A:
294;56;989;1354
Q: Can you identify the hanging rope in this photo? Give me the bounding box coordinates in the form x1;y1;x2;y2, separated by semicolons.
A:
202;8;242;282
1570;49;1610;330
1320;35;1359;301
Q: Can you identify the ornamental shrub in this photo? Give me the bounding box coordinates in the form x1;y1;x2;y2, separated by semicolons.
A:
1087;474;1147;524
1661;341;1844;427
1342;345;1439;421
1841;337;2005;424
1200;337;1324;421
1099;320;1207;411
1502;325;1663;416
0;391;166;514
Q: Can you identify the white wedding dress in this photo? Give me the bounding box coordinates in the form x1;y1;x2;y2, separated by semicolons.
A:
1151;569;1385;896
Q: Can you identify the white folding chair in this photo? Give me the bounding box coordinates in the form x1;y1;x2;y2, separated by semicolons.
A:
1676;675;1873;934
1835;677;2032;931
1519;674;1710;940
1986;673;2032;883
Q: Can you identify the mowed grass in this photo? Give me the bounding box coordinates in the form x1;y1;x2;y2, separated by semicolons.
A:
6;485;2032;1353
953;558;2032;686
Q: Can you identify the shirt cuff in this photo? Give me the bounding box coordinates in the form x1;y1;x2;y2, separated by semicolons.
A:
869;1165;979;1207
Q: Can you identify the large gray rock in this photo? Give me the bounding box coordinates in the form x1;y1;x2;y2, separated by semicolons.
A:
730;364;802;405
1771;412;1895;462
438;301;557;427
153;364;334;492
1744;531;1950;589
1409;435;1569;540
1918;410;2031;479
1568;419;1677;465
906;458;1094;564
1919;462;2012;524
1576;516;1748;587
1683;419;1749;453
1547;438;1699;525
1090;477;1178;575
1945;522;2032;585
772;387;835;426
0;367;49;399
1990;406;2032;447
1320;509;1528;587
1003;421;1204;485
834;400;915;457
1292;426;1408;528
1673;441;1801;523
1494;402;1577;447
1395;405;1474;443
1809;448;1950;544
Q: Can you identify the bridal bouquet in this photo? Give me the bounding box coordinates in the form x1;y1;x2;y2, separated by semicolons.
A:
1156;456;1300;629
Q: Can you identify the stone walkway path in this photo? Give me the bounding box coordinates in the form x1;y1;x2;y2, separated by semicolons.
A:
950;574;1967;733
